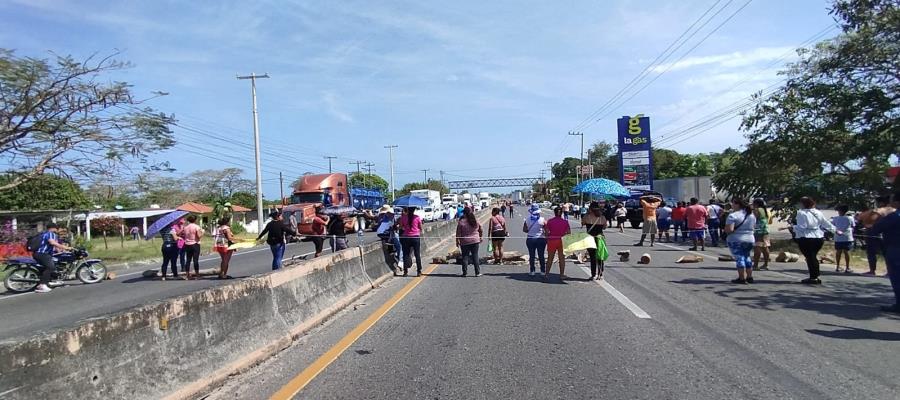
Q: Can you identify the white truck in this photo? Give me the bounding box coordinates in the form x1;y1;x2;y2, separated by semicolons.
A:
410;189;441;206
478;192;491;209
442;193;459;206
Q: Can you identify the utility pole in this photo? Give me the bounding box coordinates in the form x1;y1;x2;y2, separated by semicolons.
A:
279;171;285;205
324;156;337;173
349;161;364;190
421;169;429;184
569;131;584;204
384;145;398;202
439;170;445;188
364;162;375;189
236;72;269;232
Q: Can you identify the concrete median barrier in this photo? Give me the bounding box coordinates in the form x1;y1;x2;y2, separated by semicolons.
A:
0;213;476;400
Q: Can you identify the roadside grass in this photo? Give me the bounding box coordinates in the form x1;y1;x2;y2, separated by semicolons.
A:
82;233;259;264
769;238;886;274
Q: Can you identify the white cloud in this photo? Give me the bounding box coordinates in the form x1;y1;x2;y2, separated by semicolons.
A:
650;46;797;73
320;91;354;123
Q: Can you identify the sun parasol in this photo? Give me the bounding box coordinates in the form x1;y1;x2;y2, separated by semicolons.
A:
392;195;428;207
144;210;189;239
571;178;631;198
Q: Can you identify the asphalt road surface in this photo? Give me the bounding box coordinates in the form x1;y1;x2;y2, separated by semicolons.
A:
0;234;382;340
205;209;900;400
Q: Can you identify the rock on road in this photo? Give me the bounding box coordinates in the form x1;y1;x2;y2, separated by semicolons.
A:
204;209;900;400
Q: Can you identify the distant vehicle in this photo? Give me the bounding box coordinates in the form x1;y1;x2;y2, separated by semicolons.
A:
422;206;435;222
281;173;383;235
442;193;459;206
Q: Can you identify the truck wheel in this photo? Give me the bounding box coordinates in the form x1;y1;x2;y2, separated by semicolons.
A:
630;221;641;229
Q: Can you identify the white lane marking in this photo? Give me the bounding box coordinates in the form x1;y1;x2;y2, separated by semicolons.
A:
580;266;651;319
0;292;32;301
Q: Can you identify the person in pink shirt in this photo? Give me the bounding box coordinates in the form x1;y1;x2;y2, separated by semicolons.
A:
684;197;709;251
455;207;483;276
545;206;572;281
180;215;204;280
399;207;424;277
488;207;508;264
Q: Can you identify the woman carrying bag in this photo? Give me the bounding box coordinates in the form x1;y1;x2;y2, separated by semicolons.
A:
213;217;237;279
581;202;608;280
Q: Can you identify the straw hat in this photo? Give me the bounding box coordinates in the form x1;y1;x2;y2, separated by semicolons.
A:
378;204;393;214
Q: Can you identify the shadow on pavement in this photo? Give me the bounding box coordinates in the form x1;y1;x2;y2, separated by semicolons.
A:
488;272;568;284
806;323;900;341
672;277;898;321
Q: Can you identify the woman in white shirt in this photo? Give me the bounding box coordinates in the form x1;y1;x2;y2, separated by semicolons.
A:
792;197;837;284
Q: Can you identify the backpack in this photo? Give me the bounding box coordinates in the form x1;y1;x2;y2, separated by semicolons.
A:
25;233;44;252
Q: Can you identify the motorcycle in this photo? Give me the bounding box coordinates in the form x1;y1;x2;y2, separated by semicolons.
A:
379;235;401;275
3;248;108;293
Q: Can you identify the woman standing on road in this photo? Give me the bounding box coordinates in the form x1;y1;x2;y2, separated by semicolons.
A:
752;199;772;271
310;207;328;258
173;218;187;275
488;207;508;264
213;217;236;279
614;203;627;233
399;207;424;276
522;204;547;276
455;207;483;277
158;223;181;280
545;206;571;281
581;202;608;280
725;198;757;284
792;197;837;284
181;215;203;280
671;202;687;242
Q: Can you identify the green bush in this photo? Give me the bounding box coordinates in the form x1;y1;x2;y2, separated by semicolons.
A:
230;222;247;235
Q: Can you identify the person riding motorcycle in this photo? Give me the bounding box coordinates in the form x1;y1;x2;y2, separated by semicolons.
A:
375;205;403;274
32;223;74;293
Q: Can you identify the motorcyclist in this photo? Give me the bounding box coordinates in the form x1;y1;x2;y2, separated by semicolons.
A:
33;223;74;293
375;205;403;274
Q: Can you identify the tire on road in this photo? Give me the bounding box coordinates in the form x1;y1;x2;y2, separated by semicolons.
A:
76;262;108;284
4;265;40;293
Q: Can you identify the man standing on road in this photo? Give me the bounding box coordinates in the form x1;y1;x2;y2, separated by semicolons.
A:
685;198;709;251
257;211;297;270
635;195;661;247
656;201;672;243
31;223;73;293
859;196;895;275
707;199;724;247
866;192;900;313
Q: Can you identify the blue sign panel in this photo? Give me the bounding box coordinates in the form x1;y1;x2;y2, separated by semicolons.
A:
617;114;653;191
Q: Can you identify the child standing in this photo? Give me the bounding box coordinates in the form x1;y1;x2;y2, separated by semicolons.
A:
831;205;855;273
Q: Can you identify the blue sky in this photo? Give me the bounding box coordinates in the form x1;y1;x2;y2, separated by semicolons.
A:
2;0;838;197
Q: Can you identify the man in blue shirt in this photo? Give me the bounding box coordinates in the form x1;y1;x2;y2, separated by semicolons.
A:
32;223;73;293
869;192;900;313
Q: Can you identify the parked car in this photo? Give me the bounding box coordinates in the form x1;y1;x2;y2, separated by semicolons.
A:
422;206;435;222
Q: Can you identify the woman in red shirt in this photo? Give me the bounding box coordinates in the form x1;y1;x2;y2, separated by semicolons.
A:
671;202;687;243
455;208;483;276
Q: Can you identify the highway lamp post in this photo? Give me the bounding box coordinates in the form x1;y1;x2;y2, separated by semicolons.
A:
236;72;269;232
385;145;398;202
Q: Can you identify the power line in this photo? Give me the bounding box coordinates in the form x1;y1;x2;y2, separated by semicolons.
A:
588;0;756;127
570;0;729;132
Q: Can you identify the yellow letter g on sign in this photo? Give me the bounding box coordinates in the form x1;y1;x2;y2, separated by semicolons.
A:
628;114;644;135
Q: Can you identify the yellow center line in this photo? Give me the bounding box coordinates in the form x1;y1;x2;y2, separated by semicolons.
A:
270;264;439;400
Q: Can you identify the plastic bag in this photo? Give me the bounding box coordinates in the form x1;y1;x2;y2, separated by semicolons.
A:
563;233;597;252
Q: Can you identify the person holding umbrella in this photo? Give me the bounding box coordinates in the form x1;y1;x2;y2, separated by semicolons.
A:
158;223;181;280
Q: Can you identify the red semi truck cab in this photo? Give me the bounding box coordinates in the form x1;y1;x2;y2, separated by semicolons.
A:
282;173;352;236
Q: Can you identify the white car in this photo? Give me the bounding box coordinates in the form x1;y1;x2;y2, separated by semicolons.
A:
422;206;435;222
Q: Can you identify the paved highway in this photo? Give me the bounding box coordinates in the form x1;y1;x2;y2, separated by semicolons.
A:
204;209;900;400
0;234;383;340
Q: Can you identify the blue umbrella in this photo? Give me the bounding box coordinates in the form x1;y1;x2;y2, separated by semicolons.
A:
393;195;428;207
571;178;631;198
144;210;189;239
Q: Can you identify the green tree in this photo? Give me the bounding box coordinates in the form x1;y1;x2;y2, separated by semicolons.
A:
229;191;257;209
718;0;899;208
0;49;175;192
397;180;448;197
587;141;620;179
549;157;582;199
348;172;389;193
0;174;89;210
91;216;122;250
184;168;253;204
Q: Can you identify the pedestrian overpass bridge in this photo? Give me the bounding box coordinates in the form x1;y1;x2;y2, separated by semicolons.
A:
446;177;543;190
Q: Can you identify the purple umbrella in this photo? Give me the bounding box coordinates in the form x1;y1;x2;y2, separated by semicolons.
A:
144;210;189;239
